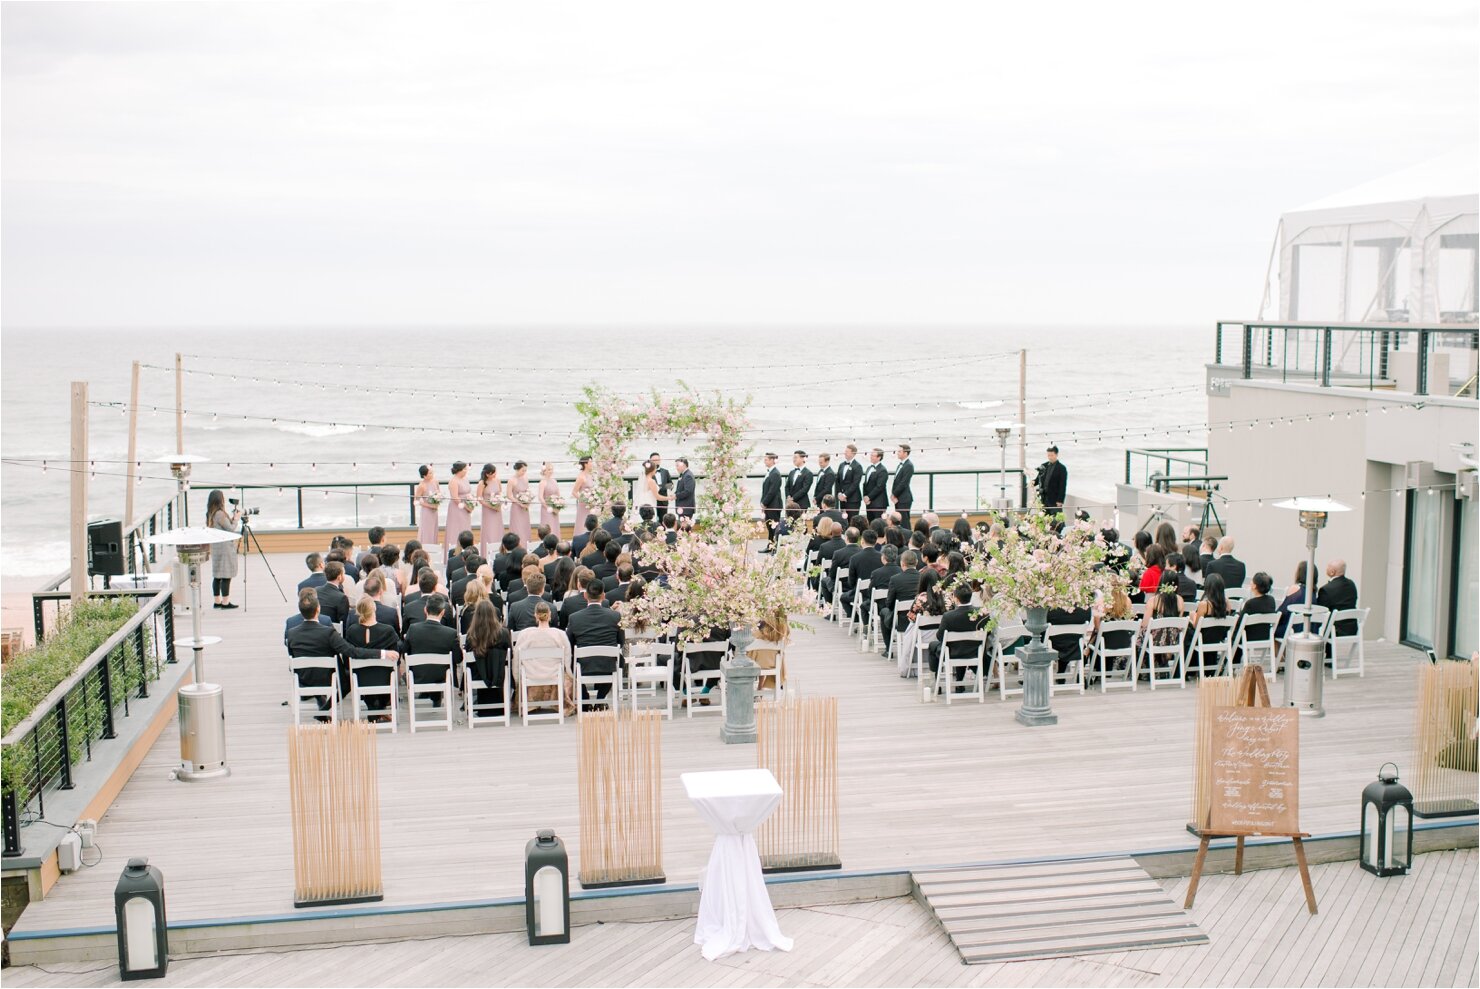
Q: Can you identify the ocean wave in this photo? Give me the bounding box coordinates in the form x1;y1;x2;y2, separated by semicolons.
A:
274;421;365;438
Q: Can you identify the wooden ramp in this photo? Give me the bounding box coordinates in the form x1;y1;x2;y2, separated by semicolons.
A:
913;856;1209;965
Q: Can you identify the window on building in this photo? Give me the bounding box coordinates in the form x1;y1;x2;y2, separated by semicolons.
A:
1403;489;1441;649
1451;495;1478;659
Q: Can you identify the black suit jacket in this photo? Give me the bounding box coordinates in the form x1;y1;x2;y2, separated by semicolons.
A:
836;460;863;508
869;563;902;613
813;466;836;507
601;515;626;538
297;572;327;593
817;537;846;568
508;593;555;633
284;614;333;649
316;582;350;625
344;601;401;639
403;620;464;682
891;459;915;508
938;605;988;658
1038;461;1068;508
558;594;589;630
1205;555;1247;589
886;568;923;630
566;605;625;671
674;470;697;515
1315;576;1359;635
287;620;383;689
493;550;525;589
846;547;883;592
861;463;888;509
786;466;815;508
830;543;860;582
760;468;783;512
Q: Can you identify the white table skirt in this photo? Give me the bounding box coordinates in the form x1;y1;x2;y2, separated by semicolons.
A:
681;768;794;960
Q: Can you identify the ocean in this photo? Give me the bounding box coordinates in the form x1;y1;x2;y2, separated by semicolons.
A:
0;325;1211;576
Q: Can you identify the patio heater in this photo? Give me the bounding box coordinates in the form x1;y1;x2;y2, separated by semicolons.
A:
149;526;237;781
153;453;211;611
1271;497;1350;717
987;422;1022;511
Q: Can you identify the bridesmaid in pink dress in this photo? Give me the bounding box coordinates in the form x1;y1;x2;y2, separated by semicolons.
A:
572;457;596;531
538;462;562;539
476;463;505;556
415;465;441;551
507;460;533;545
444;461;474;553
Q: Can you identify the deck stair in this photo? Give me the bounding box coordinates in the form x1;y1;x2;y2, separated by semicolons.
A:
913;856;1209;965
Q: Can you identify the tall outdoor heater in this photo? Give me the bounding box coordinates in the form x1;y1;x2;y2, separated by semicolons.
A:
149;526;236;780
153;453;211;612
1272;497;1350;717
987;422;1022;511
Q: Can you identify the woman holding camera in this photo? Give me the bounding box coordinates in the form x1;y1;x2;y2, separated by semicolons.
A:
205;489;241;609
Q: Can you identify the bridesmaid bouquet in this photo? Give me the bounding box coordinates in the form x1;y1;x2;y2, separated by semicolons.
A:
424;493;443;507
546;494;567;512
461;497;478;513
514;491;536;507
481;494;507;509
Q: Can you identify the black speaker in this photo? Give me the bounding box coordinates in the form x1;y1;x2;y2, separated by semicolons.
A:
88;518;126;577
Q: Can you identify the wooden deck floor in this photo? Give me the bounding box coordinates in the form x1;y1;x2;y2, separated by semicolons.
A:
7;850;1476;987
9;551;1472;938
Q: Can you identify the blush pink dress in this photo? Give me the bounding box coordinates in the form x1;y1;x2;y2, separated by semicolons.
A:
508;474;533;545
445;475;474;552
539;476;562;538
417;481;441;550
573;471;595;530
478;477;505;554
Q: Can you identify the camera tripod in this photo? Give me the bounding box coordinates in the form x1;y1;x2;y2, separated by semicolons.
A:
238;520;287;611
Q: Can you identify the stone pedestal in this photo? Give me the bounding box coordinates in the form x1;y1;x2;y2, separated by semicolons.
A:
721;657;762;744
1014;641;1059;727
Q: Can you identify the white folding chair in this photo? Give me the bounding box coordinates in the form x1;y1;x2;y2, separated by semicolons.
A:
990;624;1030;700
1044;622;1091;695
1131;601;1148;618
626;639;675;718
1326;608;1369;678
517;644;567;725
909;614;944;691
348;656;399;732
935;630;989;704
1136;617;1189;689
745;641;786;704
680;641;728;717
1186;616;1236;679
405;653;454;732
1091;620;1140;692
846;579;872;637
289;656;339;724
572;645;624;718
424;543;446;568
887;601;914;660
1223;586;1248;609
866;587;890;653
1224;612;1279;677
827;567;845;620
464;656;511;728
1276;605;1330;673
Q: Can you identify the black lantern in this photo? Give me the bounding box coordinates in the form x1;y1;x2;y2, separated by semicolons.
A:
1360;763;1414;877
114;857;169;980
524;829;570;945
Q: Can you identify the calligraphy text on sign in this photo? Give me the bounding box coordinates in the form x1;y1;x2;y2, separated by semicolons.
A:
1207;707;1300;835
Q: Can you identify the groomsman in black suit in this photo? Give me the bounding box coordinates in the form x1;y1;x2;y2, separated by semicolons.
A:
812;452;836;509
892;444;916;527
861;447;889;520
673;457;697;517
787;451;814;510
649;452;673;517
1036;445;1068;514
835;444;863;515
760;452;783;545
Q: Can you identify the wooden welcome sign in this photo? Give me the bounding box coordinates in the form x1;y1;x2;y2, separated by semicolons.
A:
1184;666;1316;915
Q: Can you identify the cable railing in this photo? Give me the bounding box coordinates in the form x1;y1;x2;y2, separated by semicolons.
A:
2;587;176;858
1214;321;1479;397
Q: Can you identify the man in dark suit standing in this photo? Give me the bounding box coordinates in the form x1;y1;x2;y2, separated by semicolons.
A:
928;584;988;679
403;594;464;702
1315;559;1359;636
1036;445;1068;514
862;448;889;521
891;444;915;527
836;444;863;516
810;452;834;508
787;451;815;511
759;452;783;546
673;457;697;518
566;579;625;702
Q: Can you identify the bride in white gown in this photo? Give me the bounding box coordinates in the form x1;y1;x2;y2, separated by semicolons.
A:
633;461;660;513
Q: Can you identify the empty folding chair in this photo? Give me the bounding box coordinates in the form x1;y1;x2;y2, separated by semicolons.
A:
934;630;989;704
348;655;400;732
289;656;339;724
517;643;568;725
1186;616;1236;679
1224;612;1279;678
846;579;872;637
990;624;1031;701
405;654;455;732
1136;617;1189;689
887;601;914;661
1326;608;1369;678
680;640;729;717
626;639;675;718
573;645;624;718
1091;620;1141;692
1044;621;1091;695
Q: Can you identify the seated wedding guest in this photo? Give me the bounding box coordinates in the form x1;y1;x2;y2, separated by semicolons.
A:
944;550;967;585
345;596;404;712
506;556;541;602
401;569;442;627
868;545;903;622
1276;560;1309;640
1315;559;1359;636
1047;601;1093;673
405;549;434;590
1232;571;1278;664
593;540;621;582
1187;573;1231;661
284;587;332;649
287;591;396;712
559;566;596;629
1204;536;1246;589
355;552;381;595
352;574;402;637
922;542;945;575
366;526;386;554
1165;553;1197;603
1099;527;1131;575
298;552;326;592
572;515;599;557
509;573;553;632
532;528;557;560
927;583;988;680
897;568;948;675
637;504;659;534
404;594;464;702
952;516;974;549
581;529;610;569
465;599;512;709
841;529;883;614
1137;545;1166;597
608;563;636;603
816;494;844;530
316;561;351;625
566;578;625;702
376;544;405;605
514;602;577;716
662;512;680;546
885;525;907;553
328;543;360;583
601;502;628;539
1139;580;1185;659
613;575;647;626
749;609;789;693
1132;530;1153;570
448;555;485;607
549;556;576;603
811;519;843;598
1091;585;1136;666
884;550;924;639
492;531;524;589
1199;534;1218;572
461;581;489;636
820;526;861;611
1153;522;1179;560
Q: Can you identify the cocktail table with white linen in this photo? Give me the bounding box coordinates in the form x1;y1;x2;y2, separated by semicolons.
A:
680;768;795;960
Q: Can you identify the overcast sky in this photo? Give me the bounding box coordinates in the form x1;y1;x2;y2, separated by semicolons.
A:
2;1;1475;329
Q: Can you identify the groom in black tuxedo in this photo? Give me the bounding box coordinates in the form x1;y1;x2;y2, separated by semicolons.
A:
861;447;889;520
812;452;836;509
673;457;696;517
648;452;672;516
836;444;863;515
891;443;915;527
787;450;814;510
759;452;783;545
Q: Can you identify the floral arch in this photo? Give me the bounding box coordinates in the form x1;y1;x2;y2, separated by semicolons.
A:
571;384;754;533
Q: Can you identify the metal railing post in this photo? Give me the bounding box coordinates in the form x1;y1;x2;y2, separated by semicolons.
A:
1417;328;1431;395
1242;325;1253;380
33;596;45;645
928;473;935;511
99;645;117;739
1214;322;1223;364
2;791;20;856
1321;327;1333;387
409;486;416;526
56;697;74;790
296;487;304;529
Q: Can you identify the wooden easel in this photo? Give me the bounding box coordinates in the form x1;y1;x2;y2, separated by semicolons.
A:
1184;666;1318;915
